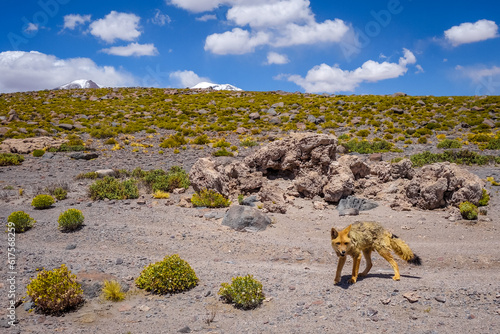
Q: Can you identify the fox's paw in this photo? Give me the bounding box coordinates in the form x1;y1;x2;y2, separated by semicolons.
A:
334;279;341;285
348;277;357;284
392;275;400;281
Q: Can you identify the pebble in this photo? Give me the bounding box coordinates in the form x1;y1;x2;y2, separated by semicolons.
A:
435;296;446;303
178;326;191;333
65;244;77;250
116;258;124;265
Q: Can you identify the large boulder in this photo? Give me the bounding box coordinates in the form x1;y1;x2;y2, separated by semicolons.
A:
222;205;271;232
294;171;328;198
405;162;484;209
0;136;67;154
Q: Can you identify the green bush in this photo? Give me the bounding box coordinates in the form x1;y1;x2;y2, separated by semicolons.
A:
410;150;500;167
160;133;187;148
192;134;210;145
47;144;87;152
53;187;68;200
58;208;84;232
135;254;198;294
76;171;99;179
240;137;258;147
102;280;125;302
31;194;55;209
33;149;45;157
219;275;265;310
341;139;395;154
89;176;139;200
26;264;84;314
212;148;234;157
0;153;24;166
143;166;190;192
437;139;462;149
191;189;231;208
486;138;500;150
7;211;36;233
459;201;478;220
478;189;490;206
213;139;231;148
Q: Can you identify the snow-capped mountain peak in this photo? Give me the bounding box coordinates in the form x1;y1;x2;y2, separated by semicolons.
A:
56;79;101;90
191;82;242;91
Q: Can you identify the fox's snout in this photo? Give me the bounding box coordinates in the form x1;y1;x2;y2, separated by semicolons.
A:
339;250;346;256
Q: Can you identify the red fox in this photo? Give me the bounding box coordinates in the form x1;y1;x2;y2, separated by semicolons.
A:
331;221;421;284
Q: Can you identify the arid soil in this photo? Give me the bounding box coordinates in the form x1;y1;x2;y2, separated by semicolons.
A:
1;137;499;334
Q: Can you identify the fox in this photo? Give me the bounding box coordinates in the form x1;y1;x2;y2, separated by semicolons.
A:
331;221;421;284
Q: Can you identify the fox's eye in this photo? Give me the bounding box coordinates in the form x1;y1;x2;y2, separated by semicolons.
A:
344;242;349;245
336;242;341;245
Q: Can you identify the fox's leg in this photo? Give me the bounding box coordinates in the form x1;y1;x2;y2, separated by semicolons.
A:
359;249;372;276
377;249;400;281
348;254;362;284
334;256;347;284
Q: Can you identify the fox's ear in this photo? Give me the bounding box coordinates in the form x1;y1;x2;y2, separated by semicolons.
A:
344;225;352;234
331;227;338;240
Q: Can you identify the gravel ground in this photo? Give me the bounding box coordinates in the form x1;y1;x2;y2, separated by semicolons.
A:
1;142;499;334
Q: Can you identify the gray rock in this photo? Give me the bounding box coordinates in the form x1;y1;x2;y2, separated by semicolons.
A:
307;115;317;123
267;108;277;116
241;195;258;206
178;326;191;333
337;196;378;212
58;123;74;130
269;116;281;125
70;152;99;160
65;244;77;250
95;169;115;177
24;302;34;311
222;205;271;232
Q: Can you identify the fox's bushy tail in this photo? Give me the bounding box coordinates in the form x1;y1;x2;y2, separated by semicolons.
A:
390;234;422;265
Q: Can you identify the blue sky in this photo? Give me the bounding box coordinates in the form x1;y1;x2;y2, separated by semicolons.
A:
1;0;499;95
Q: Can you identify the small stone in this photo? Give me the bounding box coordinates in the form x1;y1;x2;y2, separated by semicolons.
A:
65;244;77;250
366;308;378;317
403;292;420;303
178;326;191;333
434;296;446;303
468;314;476;320
381;298;391;305
137;200;147;205
115;258;123;265
138;305;151;312
338;208;359;216
24;302;34;311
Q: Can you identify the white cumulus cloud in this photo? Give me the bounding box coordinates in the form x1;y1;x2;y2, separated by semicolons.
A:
63;14;91;30
227;0;313;28
266;52;289;65
287;48;417;93
205;28;270;55
101;43;159;57
196;14;217;22
89;11;142;43
0;51;136;93
444;19;498;46
167;0;226;13
169;70;210;87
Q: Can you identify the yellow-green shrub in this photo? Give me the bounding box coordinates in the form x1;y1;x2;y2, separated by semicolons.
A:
191;189;231;208
135;254;198;294
31;194;55;209
219;275;265;310
102;280;125;302
58;209;84;232
459;201;478;220
26;264;84;314
8;211;36;233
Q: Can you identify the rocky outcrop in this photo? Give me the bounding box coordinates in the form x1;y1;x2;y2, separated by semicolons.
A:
189;133;485;213
0;136;67;154
244;133;337;175
405;162;484;209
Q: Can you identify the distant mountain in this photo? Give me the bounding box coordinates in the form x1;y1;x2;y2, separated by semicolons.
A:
56;79;101;90
191;82;242;91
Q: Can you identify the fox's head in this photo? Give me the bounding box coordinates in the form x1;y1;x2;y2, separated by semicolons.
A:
331;225;352;257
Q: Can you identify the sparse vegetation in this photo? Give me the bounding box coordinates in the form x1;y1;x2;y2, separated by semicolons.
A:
89;176;139;200
410;150;500;167
219;274;265;310
7;211;36;233
33;149;45;157
478;189;490;206
437;139;462;149
58;208;84;232
459;201;478;220
26;264;84;314
0;153;24;166
135;254;198;294
31;194;55;209
191;189;231;208
102;280;126;302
